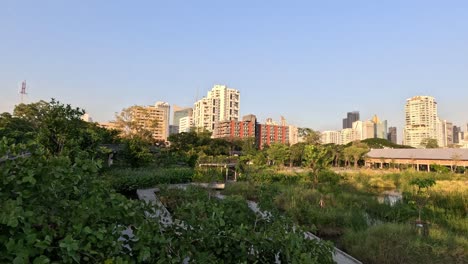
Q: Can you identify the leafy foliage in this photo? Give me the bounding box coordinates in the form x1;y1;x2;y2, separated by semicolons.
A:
420;138;439;149
104;167;194;193
158;187;335;263
0;141;148;263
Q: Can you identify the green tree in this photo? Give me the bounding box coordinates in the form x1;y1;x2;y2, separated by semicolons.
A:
344;142;369;168
299;128;321;145
420;138;439;149
0;112;35;143
289;142;306;167
409;178;436;223
114;105;158;143
267;143;290;168
120;136;154;167
303;145;333;186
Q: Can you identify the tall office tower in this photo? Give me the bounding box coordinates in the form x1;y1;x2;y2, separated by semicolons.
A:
453;126;462;144
172;105;193;134
403;96;438;148
372;115;388;139
352;120;376;140
387;127;397;144
342;111;360;129
438;119;453;147
193;84;240;131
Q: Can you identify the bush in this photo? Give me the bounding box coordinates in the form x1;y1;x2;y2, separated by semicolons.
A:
105;167;194;192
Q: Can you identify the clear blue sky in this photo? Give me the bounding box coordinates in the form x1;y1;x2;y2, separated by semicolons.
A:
1;0;467;142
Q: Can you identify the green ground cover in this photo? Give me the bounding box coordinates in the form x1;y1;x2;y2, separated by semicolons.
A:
222;170;468;264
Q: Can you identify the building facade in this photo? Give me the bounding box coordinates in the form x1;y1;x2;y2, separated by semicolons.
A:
453;126;462;144
438;119;453;148
288;125;299;145
212;114;256;140
387;127;397;144
341;128;359;145
321;130;342;145
256;122;289;149
403;96;438;148
172;106;193;134
113;102;171;141
343;111;360;129
372;115;388;139
193;84;240;131
179;116;193;133
352;120;375;140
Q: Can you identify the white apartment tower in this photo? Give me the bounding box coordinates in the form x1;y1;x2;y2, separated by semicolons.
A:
194;84;240;131
403;96;438;148
321;131;342;145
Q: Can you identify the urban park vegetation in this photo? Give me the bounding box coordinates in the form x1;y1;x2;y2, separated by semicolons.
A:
1;99;466;263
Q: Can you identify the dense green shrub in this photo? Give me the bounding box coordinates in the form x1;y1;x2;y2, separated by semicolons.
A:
104;167;194;192
158;186;335;263
0;141;152;263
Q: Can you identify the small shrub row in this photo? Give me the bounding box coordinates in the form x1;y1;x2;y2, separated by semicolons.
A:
104;167;194;192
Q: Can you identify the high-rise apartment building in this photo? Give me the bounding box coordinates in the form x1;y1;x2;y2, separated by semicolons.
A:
213;114;256;140
342;111;360;129
113;102;171;141
438;120;453;147
403;96;438;148
341;128;359;145
387;127;397;144
256;119;289;149
352;120;375;140
179;116;193;133
321;131;342;145
288;125;299;146
193;84;240;131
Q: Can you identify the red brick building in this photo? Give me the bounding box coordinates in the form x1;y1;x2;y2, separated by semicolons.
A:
212;114;257;140
256;123;289;149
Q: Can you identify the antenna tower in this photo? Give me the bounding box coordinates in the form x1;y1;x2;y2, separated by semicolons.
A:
20;80;27;104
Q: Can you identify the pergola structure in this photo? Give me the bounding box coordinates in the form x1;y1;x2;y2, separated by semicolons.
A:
365;148;468;172
198;163;238;181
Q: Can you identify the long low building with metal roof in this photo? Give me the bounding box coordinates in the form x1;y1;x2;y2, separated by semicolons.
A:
365;148;468;171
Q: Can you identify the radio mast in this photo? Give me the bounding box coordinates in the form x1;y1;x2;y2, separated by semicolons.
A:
20;80;27;104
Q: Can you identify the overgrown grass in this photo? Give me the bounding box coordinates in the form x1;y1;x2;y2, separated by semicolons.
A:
224;169;468;263
342;223;468;264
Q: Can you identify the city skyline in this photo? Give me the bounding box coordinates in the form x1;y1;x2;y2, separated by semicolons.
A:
1;1;467;136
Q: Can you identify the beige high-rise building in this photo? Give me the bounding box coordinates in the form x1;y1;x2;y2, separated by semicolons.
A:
321;131;342;145
179;116;193;133
114;102;171;141
288;125;299;145
438;119;453;148
193;84;240;131
403;96;438;148
352;120;375;140
341;128;359;145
